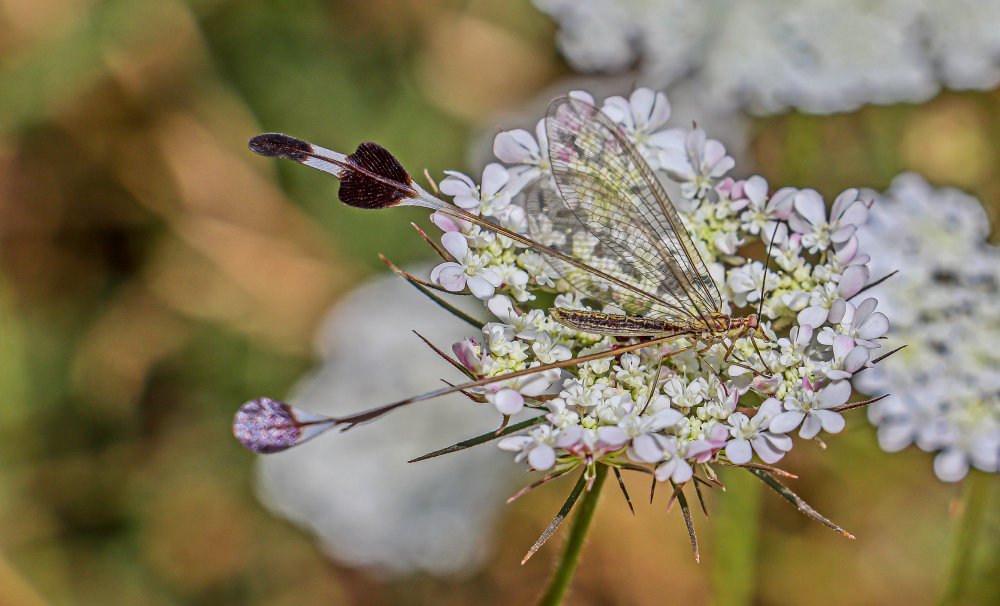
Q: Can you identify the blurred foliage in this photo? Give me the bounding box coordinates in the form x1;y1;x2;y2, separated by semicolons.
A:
0;0;997;604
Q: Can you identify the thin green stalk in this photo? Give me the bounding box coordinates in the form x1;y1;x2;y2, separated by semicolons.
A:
710;468;763;606
538;465;609;606
939;471;996;605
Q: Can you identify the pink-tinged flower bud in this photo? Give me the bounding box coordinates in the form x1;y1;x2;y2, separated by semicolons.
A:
233;398;335;454
751;373;782;395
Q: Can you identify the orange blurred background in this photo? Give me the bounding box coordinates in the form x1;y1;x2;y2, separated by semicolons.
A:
0;1;998;604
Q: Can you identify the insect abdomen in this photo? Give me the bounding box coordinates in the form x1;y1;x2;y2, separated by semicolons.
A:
550;308;685;337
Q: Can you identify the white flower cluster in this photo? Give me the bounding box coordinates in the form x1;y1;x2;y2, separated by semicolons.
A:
856;174;1000;482
534;0;1000;114
427;88;888;482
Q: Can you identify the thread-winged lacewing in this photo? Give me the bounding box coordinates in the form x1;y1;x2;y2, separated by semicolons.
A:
241;96;769;440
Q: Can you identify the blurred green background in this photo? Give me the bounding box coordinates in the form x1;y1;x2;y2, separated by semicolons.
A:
0;1;998;604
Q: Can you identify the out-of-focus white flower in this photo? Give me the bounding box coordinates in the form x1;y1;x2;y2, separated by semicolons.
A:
856;173;1000;482
535;0;1000;115
257;272;517;576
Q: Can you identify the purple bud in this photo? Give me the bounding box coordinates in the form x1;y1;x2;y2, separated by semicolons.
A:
232;397;335;453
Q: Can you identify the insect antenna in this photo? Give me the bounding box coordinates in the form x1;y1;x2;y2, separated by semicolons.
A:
638;354;667;415
756;219;783;320
747;219;785;376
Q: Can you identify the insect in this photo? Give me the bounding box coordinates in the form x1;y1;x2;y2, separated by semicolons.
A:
247;96;769;429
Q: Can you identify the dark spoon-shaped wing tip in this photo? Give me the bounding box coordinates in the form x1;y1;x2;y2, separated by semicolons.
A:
249;133;311;160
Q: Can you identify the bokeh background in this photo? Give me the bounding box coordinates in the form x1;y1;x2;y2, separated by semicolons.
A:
1;1;998;604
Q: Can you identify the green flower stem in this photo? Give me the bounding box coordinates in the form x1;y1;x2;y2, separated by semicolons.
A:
939;470;997;605
538;464;609;606
710;468;763;606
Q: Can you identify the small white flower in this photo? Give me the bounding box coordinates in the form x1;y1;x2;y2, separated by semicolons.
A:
488;295;545;340
772;380;851;439
499;424;560;470
663;376;708;411
632;435;717;483
727;261;780;308
789;188;869;254
797;265;872;327
493;119;549;183
725;398;793;464
776;324;813;368
823;335;871;380
733;178;794;243
430;232;502;299
817;297;890;348
440;164;526;218
559;379;606;410
601;88;674;167
658;127;735;199
484;369;560;416
531;333;572;364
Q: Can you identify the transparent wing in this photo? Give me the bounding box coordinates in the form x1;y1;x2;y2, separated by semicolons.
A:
534;96;722;323
525;180;696;322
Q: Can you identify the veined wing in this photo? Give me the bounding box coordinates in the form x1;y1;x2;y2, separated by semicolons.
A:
538;96;722;324
525;179;697;322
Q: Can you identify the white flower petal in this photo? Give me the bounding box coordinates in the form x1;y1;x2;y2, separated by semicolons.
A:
726;438;752;464
480;163;509;197
751;436;786;464
671;459;693;483
492;389;525;415
493;129;538;164
814;409;846;434
933;449;970;482
828;298;848;324
497;436;533;452
631;434;663;463
757;398;783;424
799;413;823;439
487;295;514;321
838;265;870;298
819;381;852;408
467;275;496;299
832;335;856;360
857;312;890;340
440;231;469;260
597;426;628;446
770;411;805;434
527;445;556;471
439;172;475;197
797;306;829;328
793;189;826;226
843;346;870;373
431;263;466;292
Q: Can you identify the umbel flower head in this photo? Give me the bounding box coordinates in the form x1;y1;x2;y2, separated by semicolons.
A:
534;0;1000;115
856;174;1000;482
236;88;895;559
